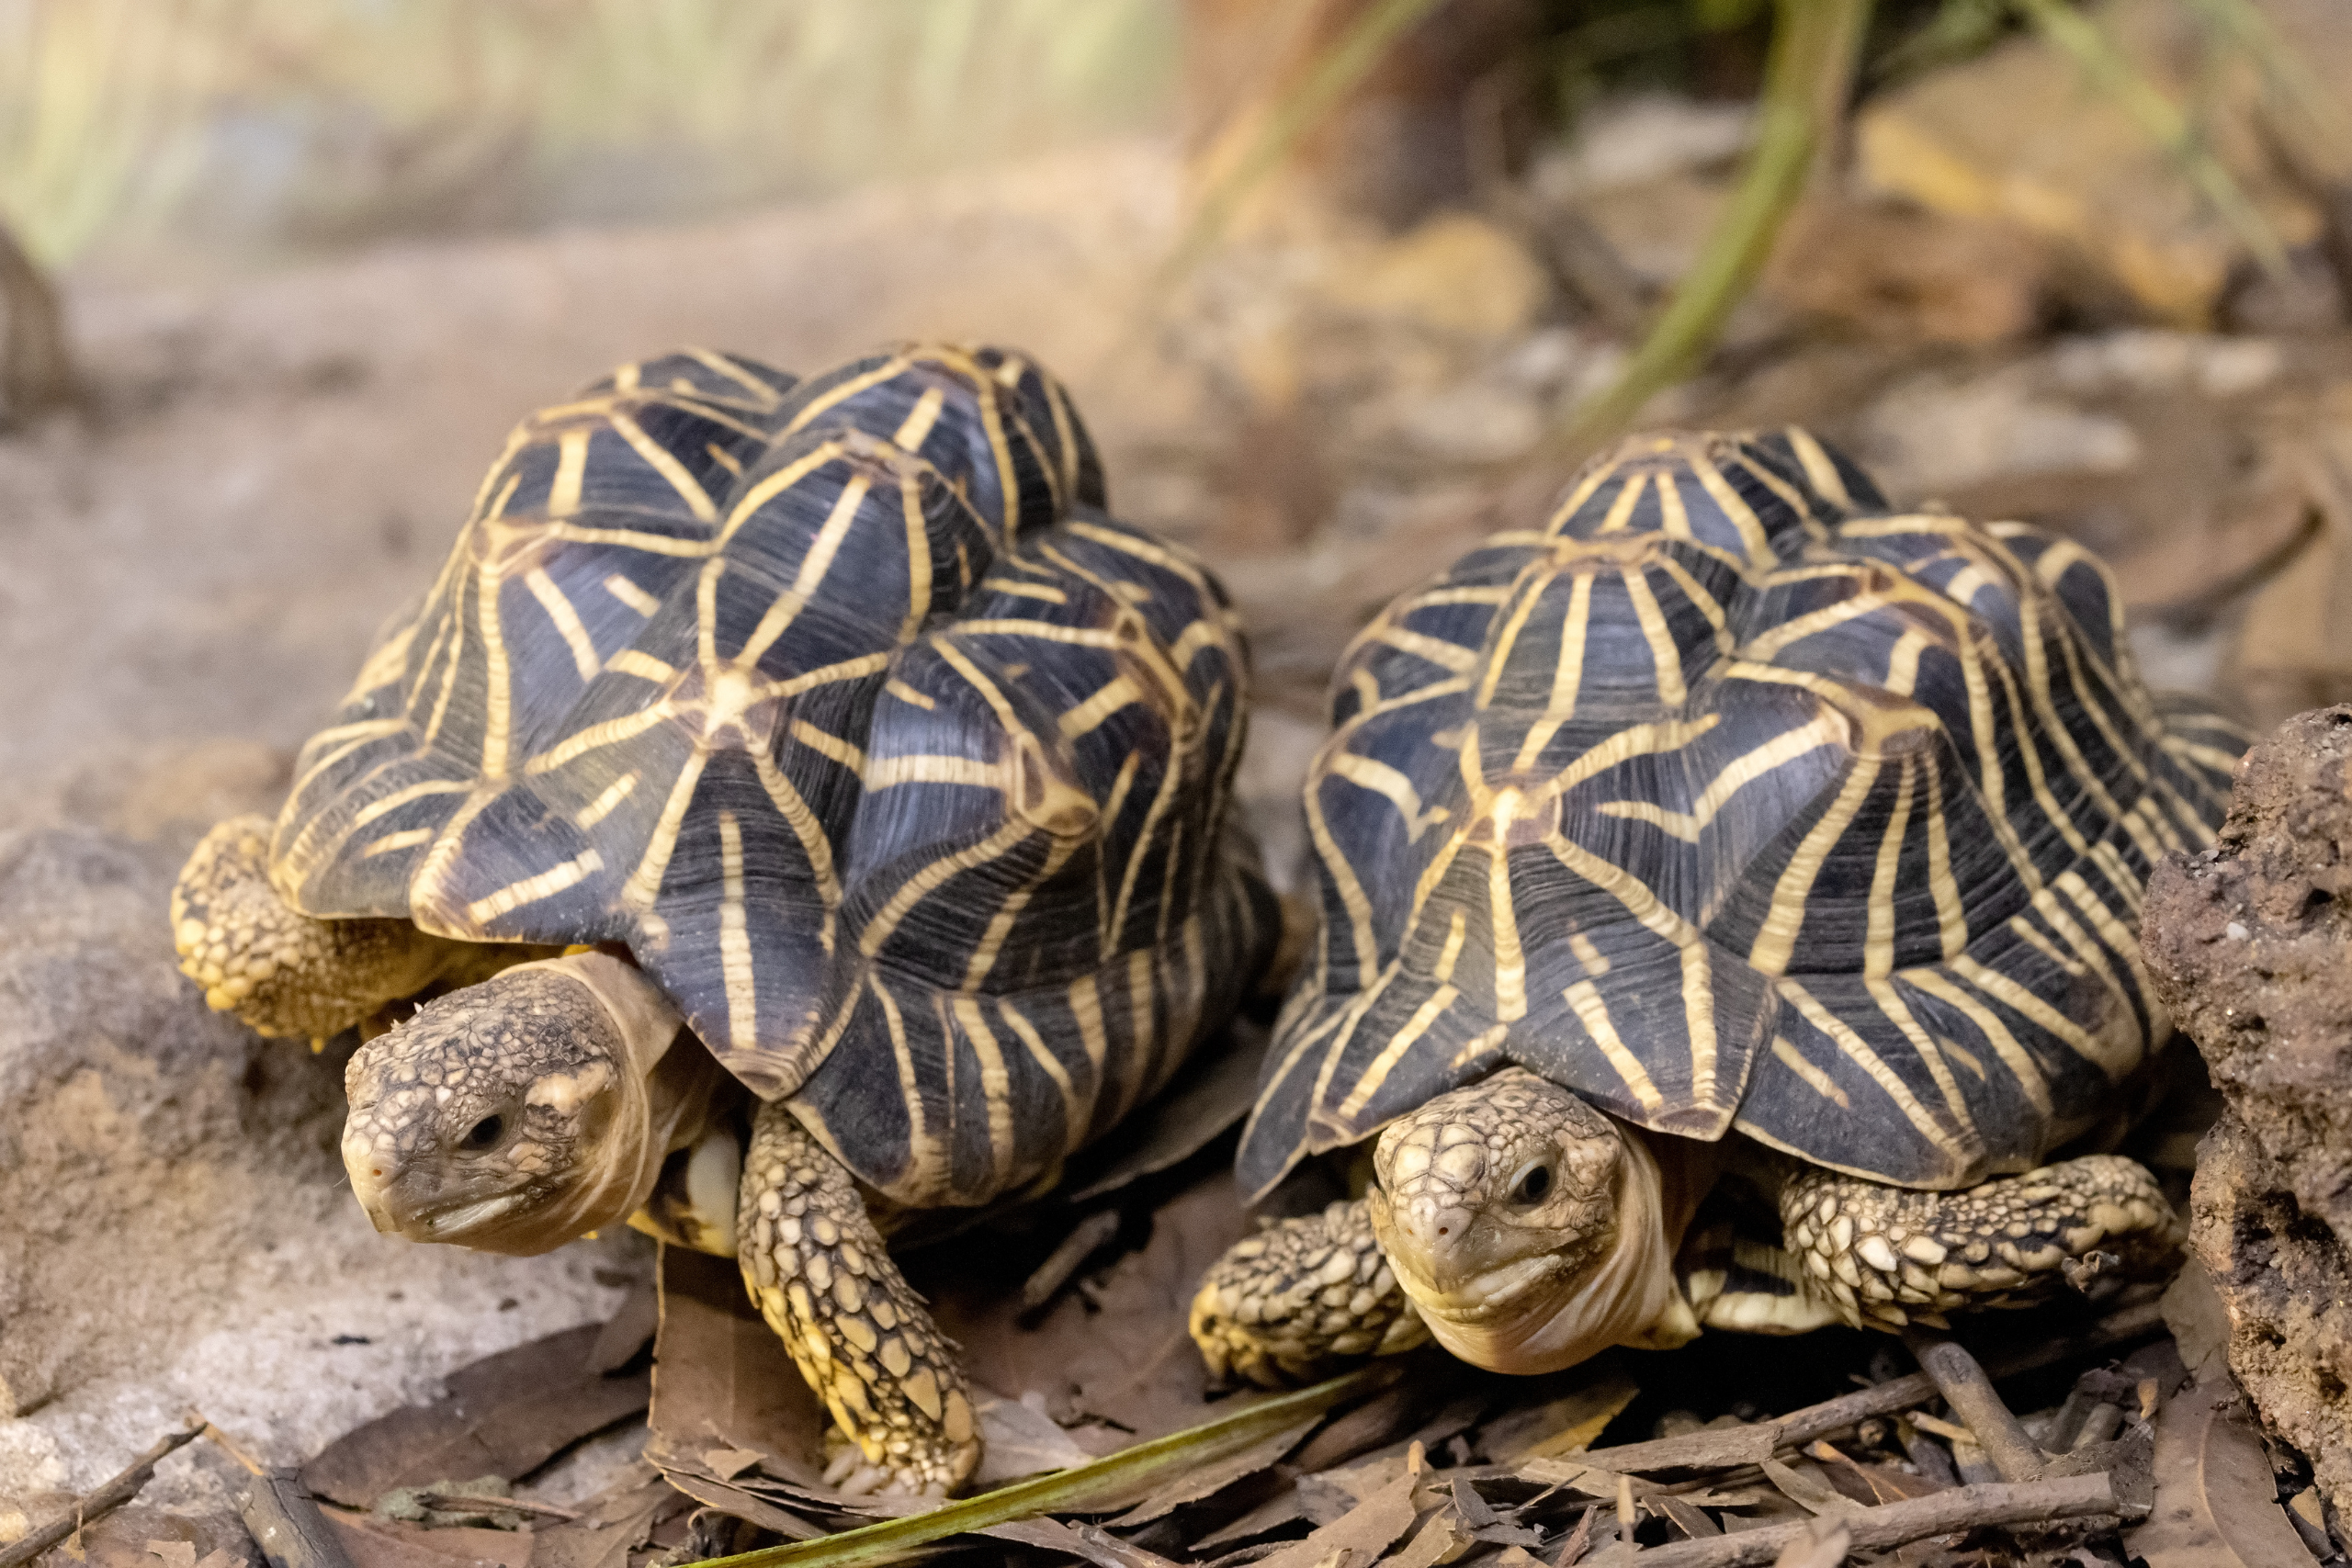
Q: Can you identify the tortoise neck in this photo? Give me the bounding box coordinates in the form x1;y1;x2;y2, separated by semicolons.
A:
513;952;700;1244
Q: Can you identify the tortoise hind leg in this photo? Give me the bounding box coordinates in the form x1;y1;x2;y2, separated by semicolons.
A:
738;1101;978;1497
172;815;458;1042
1776;1155;2179;1330
1189;1199;1427;1388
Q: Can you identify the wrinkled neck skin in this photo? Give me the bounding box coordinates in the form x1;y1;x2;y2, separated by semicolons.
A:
503;953;722;1254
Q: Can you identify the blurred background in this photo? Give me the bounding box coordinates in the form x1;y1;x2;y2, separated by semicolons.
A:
3;0;2351;890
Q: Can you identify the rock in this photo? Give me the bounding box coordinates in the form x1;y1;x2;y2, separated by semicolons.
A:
2187;1113;2352;1526
1317;213;1551;344
2143;704;2352;1522
0;828;640;1517
2145;704;2352;1238
1856;0;2343;328
1760;196;2052;346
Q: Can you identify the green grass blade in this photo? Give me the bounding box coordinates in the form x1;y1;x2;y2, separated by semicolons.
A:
1557;0;1873;449
678;1362;1398;1568
2011;0;2288;276
2173;0;2352;165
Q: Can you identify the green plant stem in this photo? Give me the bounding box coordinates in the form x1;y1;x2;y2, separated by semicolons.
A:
1558;0;1872;450
1154;0;1450;294
2011;0;2287;276
678;1362;1398;1568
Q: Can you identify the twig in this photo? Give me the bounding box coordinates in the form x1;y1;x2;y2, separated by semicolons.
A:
232;1472;356;1568
1021;1210;1123;1311
189;1412;267;1478
1904;1330;2045;1483
0;1425;204;1568
1623;1473;2116;1568
416;1493;584;1522
1548;1301;2165;1475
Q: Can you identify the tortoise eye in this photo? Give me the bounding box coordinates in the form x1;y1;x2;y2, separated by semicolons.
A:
1513;1165;1552;1204
461;1114;504;1150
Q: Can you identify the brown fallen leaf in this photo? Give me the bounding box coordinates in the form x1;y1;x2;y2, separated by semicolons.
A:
528;1466;694;1568
1493;1369;1643;1462
985;1517;1183;1568
1803;1440;1946;1506
584;1281;658;1375
1246;1462;1420;1568
1769;1514;1852;1568
920;1172;1254;1443
1654;1495;1720;1540
302;1327;650;1509
2126;1371;2320;1567
1758;1460;1858;1520
1380;1509;1466;1568
1111;1413;1323;1527
647;1247;834;1494
318;1513;529;1568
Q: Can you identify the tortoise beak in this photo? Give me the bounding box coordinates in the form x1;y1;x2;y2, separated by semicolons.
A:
1374;1192;1479;1288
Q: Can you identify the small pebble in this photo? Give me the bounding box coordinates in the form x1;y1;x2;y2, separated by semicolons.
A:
2225;921;2249;941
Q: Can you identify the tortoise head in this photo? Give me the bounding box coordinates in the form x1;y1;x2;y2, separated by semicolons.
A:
1366;1066;1684;1373
341;953;695;1256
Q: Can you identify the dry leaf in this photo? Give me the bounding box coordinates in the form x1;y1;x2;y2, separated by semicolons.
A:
1804;1441;1947;1505
1112;1413;1322;1527
1248;1469;1419;1568
2161;1261;2233;1380
320;1511;532;1568
529;1469;695;1568
1770;1514;1852;1568
920;1174;1254;1444
2127;1371;2321;1567
1494;1370;1643;1461
303;1326;650;1509
1759;1460;1858;1519
1653;1496;1719;1540
142;1542;197;1568
1381;1510;1466;1568
648;1247;834;1493
970;1393;1099;1485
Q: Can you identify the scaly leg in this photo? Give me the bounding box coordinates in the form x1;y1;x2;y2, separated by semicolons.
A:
738;1101;979;1496
1189;1198;1428;1387
1778;1154;2179;1330
172;815;462;1041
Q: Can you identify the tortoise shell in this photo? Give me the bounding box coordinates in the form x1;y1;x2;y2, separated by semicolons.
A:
275;344;1276;1207
1239;429;2240;1199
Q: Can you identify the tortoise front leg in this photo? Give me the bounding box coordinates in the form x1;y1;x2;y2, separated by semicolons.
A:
1777;1154;2179;1330
173;815;460;1041
738;1101;979;1497
1189;1199;1427;1388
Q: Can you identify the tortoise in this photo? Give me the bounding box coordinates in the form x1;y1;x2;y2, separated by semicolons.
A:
170;342;1277;1493
1189;429;2242;1384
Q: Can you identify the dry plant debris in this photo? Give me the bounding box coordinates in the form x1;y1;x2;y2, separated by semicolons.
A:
36;1179;2301;1568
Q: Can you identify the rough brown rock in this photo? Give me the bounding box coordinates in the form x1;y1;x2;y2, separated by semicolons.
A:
2143;702;2352;1523
2144;704;2352;1247
2187;1113;2352;1522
